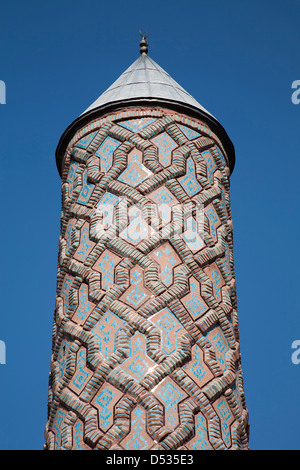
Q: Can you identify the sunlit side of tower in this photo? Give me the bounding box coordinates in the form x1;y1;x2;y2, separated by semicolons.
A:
45;37;249;450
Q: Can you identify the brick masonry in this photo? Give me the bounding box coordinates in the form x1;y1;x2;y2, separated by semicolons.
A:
44;107;249;450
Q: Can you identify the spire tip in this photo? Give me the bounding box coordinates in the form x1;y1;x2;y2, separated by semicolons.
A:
139;30;148;55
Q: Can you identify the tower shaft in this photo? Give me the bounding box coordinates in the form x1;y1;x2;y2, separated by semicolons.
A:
45;105;249;450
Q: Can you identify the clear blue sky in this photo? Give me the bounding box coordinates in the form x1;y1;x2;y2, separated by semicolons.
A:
0;0;299;450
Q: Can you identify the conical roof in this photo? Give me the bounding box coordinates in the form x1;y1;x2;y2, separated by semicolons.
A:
56;48;235;175
81;54;214;118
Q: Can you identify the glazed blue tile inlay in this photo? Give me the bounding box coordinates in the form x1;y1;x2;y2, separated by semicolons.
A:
179;157;201;196
184;280;206;319
211;329;230;372
77;131;97;149
73;422;85;450
95;137;121;172
92;311;125;359
205;207;218;238
97;192;120;230
211;269;222;302
155;309;183;355
53;409;66;449
78;171;94;204
125;269;147;307
216;399;231;446
215;146;227;167
178;124;200;140
76;226;92;261
152;132;176;166
97;252;119;290
123;333;155;382
72;349;90;391
191;414;210;450
95;386;116;431
119;117;155;132
76;285;91;322
156;381;184;427
201;150;217;184
124;408;149;450
67;161;79;197
118;151;152;187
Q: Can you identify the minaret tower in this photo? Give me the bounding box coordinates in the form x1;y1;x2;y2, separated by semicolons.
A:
45;36;249;450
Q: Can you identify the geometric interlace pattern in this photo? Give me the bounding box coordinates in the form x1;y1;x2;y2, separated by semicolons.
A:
44;107;249;450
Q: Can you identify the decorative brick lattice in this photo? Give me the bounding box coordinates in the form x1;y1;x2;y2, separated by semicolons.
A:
45;108;249;450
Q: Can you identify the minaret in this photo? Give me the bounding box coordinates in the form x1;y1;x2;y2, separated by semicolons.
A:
45;36;249;450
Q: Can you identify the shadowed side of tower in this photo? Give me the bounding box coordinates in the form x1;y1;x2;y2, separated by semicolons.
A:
45;38;249;450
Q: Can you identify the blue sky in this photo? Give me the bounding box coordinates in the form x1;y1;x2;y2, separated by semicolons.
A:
0;0;299;450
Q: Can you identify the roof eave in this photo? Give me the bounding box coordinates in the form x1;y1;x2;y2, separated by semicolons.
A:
55;97;235;177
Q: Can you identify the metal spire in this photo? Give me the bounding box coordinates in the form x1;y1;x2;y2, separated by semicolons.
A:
139;30;148;55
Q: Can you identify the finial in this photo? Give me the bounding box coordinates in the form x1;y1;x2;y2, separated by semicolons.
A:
139;30;148;55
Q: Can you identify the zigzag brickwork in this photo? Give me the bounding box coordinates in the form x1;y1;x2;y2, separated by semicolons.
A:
44;107;249;450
